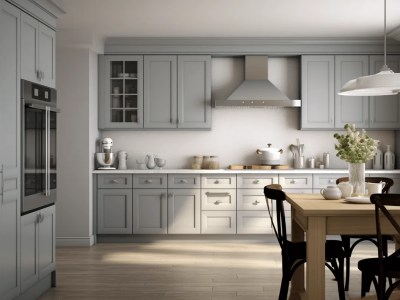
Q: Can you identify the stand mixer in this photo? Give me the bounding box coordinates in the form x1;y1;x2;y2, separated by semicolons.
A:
96;137;116;169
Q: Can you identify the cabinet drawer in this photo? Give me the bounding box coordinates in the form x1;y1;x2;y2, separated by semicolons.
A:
133;174;167;188
201;189;236;210
201;211;236;234
313;174;342;188
168;174;200;189
98;174;132;189
279;174;312;189
237;211;272;234
237;175;278;189
201;175;236;188
237;189;268;210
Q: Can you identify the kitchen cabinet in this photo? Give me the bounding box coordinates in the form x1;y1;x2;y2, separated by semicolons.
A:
21;11;55;88
201;211;236;234
301;55;335;129
20;205;56;293
0;2;20;299
144;55;211;129
97;174;133;234
369;55;400;129
312;173;343;193
334;55;369;129
98;55;144;129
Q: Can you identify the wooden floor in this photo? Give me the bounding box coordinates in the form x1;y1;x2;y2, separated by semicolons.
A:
39;240;399;300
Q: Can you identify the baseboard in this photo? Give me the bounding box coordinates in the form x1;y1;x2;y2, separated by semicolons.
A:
56;235;95;247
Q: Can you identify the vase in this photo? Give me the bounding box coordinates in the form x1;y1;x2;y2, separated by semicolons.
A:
348;162;365;196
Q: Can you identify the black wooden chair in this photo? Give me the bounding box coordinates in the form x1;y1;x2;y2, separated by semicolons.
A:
336;176;394;291
358;193;400;300
264;185;346;300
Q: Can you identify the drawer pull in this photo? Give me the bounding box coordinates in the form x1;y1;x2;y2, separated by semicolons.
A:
329;179;335;183
253;200;260;205
205;192;230;197
253;180;260;184
110;179;119;184
145;179;153;183
290;180;296;184
214;180;220;184
214;200;222;205
179;179;188;183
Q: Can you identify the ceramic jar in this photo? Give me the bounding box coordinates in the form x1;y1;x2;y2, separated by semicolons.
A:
320;185;342;200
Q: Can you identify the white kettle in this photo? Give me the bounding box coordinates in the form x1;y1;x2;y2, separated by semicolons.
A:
118;151;128;170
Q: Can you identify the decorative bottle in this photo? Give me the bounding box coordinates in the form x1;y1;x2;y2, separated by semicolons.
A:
384;145;395;170
373;145;383;170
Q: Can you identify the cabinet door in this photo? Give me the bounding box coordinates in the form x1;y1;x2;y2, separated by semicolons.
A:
369;55;400;129
21;11;39;84
301;56;335;129
144;55;177;128
38;205;56;278
335;55;369;129
0;2;20;299
133;189;168;234
20;212;39;293
97;189;133;234
201;211;236;234
237;211;272;234
38;23;55;88
177;55;211;129
167;189;200;234
98;55;144;129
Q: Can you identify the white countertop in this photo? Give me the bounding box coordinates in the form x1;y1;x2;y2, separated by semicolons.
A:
93;168;400;175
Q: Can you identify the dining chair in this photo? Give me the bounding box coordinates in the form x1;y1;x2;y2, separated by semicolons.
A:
357;193;400;300
336;176;394;291
264;185;346;300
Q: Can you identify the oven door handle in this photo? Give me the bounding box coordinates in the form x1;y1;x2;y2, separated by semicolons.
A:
44;107;49;196
27;103;60;113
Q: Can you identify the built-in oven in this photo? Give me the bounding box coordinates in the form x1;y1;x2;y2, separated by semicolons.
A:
21;80;59;215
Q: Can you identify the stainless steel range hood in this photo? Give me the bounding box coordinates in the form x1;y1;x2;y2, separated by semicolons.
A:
213;56;301;108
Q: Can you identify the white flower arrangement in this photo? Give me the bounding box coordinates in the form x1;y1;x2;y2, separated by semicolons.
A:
334;124;378;163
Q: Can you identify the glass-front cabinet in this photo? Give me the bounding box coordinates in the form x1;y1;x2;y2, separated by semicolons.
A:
99;55;143;129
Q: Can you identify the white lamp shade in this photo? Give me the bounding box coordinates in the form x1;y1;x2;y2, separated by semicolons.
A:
339;70;400;96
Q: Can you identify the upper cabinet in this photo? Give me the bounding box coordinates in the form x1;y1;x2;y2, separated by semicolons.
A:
99;54;211;130
98;55;144;129
301;55;400;130
21;12;55;88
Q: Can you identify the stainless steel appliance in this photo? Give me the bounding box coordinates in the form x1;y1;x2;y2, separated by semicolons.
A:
21;80;59;214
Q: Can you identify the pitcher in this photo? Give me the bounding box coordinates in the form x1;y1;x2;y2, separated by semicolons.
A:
145;154;156;169
118;151;128;170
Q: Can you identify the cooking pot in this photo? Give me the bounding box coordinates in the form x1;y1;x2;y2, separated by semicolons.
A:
256;143;283;165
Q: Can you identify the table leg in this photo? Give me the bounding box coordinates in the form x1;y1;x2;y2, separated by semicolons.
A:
289;209;305;300
307;216;326;300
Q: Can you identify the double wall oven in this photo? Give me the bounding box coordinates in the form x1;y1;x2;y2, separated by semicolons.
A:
21;80;59;215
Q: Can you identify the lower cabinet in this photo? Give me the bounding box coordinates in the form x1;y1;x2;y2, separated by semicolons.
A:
133;189;168;234
201;211;236;234
97;189;133;234
20;205;55;293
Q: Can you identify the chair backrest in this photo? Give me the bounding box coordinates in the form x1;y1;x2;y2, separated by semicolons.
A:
264;184;287;249
370;193;400;299
336;177;394;194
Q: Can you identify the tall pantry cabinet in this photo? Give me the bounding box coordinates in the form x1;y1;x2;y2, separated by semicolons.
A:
0;2;21;299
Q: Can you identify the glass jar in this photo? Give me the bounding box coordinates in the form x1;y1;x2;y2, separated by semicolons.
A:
209;156;220;169
202;156;211;169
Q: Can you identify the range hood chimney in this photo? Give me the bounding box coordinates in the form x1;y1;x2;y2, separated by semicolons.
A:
214;56;301;107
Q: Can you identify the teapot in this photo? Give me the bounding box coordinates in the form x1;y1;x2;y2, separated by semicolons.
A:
320;185;342;200
145;154;156;169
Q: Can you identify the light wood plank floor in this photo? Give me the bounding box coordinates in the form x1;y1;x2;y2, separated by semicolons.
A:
39;241;399;300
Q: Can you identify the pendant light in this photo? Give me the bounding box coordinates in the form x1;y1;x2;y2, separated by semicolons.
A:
339;0;400;96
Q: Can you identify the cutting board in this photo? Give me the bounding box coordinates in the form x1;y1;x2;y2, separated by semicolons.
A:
273;165;290;169
228;164;246;170
249;165;272;170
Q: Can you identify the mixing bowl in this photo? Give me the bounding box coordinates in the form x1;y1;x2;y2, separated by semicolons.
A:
96;153;116;169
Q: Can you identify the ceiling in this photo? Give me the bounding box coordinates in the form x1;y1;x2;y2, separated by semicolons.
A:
54;0;400;41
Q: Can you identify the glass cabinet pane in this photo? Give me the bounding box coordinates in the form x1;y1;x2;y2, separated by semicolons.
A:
125;79;137;94
111;79;123;94
111;110;123;122
111;61;123;78
125;61;138;77
125;95;137;109
125;110;138;123
111;95;123;108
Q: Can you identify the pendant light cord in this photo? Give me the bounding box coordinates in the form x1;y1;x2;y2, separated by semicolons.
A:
384;0;387;68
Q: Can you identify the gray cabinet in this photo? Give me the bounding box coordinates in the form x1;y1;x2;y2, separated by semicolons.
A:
21;11;55;88
144;55;211;129
369;55;400;129
98;55;144;129
21;205;55;293
97;174;133;234
334;55;369;129
301;55;335;129
0;2;20;299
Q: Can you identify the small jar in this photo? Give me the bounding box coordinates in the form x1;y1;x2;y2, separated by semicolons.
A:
202;156;211;169
192;155;202;169
209;156;220;169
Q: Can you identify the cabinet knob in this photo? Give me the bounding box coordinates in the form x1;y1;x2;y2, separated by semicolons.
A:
214;180;220;184
36;70;41;80
145;179;153;183
168;193;174;198
110;179;119;184
253;200;260;205
290;180;296;184
329;179;334;183
179;179;188;183
214;200;221;205
253;180;260;184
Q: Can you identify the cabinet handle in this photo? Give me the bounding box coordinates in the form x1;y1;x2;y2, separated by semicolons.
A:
214;180;220;184
253;180;260;184
110;179;119;184
168;193;174;199
179;179;188;183
253;200;260;205
36;70;41;81
214;200;221;205
41;71;44;80
145;179;153;183
36;213;41;224
205;192;230;197
40;214;45;222
290;180;296;184
329;179;334;183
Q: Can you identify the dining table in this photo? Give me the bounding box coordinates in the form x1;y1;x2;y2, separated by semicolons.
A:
286;193;400;300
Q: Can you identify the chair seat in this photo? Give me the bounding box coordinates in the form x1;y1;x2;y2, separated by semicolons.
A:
287;240;345;260
358;257;400;278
